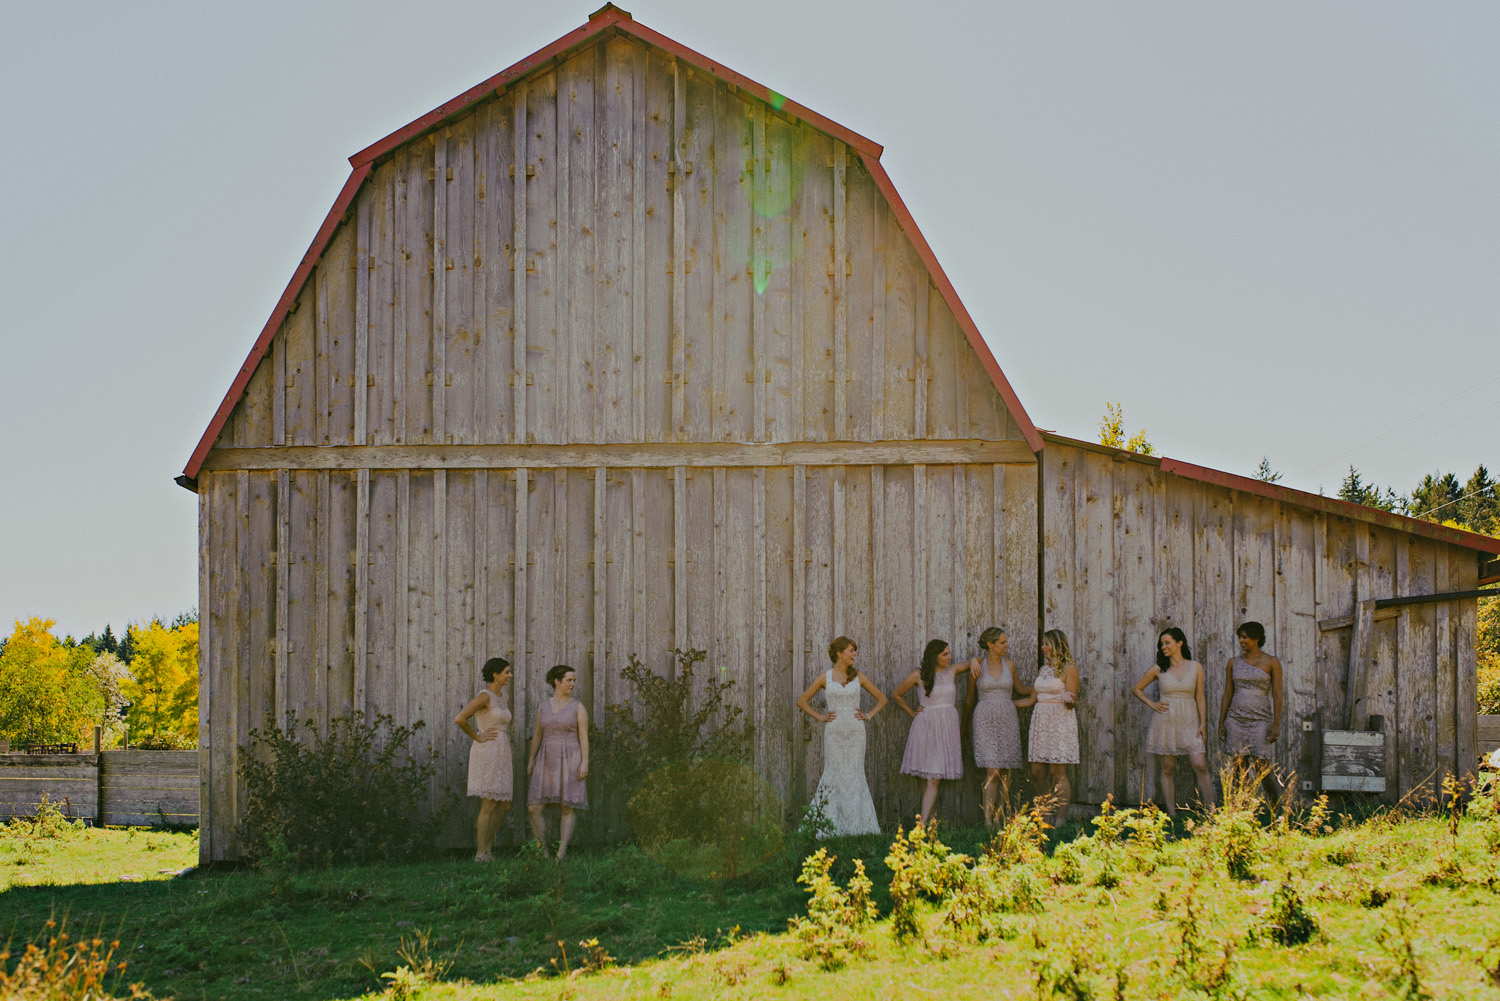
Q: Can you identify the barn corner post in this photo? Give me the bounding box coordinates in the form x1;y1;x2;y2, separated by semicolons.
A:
177;10;1499;856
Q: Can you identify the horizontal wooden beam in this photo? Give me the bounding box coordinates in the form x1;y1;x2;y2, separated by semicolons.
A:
1318;607;1398;632
201;439;1038;472
1375;587;1498;610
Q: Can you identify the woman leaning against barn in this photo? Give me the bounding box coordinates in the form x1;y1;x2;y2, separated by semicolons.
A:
1219;620;1284;805
961;626;1030;828
1131;628;1215;817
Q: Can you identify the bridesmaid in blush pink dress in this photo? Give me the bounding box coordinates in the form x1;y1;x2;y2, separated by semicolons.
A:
526;665;589;859
1131;628;1215;817
455;657;515;861
891;639;965;828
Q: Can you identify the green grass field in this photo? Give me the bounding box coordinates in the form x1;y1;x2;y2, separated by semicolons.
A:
3;797;1500;1000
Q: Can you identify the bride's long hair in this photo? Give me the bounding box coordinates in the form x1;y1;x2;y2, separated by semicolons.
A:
828;636;858;680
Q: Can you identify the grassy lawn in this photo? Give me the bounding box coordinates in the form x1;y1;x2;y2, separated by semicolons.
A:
3;804;1500;1000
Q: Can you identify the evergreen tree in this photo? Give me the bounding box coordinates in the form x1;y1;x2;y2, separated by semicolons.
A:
1255;457;1283;483
116;627;135;665
1338;466;1398;512
1407;472;1462;522
1459;465;1498;534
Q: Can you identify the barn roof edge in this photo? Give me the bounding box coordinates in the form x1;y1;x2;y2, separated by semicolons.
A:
179;8;1042;481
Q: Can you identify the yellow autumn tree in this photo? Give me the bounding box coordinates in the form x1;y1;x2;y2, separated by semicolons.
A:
0;617;106;746
122;620;199;744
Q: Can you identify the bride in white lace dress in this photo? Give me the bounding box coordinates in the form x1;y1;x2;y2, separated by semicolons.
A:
795;636;888;837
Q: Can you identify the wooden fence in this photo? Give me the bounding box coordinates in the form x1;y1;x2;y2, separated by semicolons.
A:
0;751;199;826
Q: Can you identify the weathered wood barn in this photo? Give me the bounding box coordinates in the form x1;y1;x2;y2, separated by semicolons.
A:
179;6;1500;861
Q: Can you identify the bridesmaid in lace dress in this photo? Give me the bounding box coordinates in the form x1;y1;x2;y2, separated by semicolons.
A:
963;627;1030;828
795;636;888;837
454;657;514;861
1013;629;1078;828
526;665;589;859
892;639;965;828
1131;628;1215;817
1217;620;1284;803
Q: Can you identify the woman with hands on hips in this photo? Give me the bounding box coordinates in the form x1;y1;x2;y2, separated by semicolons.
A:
1131;628;1214;817
455;656;515;862
795;636;887;836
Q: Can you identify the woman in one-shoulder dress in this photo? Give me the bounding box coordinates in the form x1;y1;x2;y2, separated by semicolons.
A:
1218;620;1284;803
795;636;888;836
527;664;589;859
892;639;964;828
1013;629;1078;828
1131;628;1215;817
963;626;1030;828
455;657;515;861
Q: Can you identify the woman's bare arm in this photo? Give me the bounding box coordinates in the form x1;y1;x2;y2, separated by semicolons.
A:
1195;663;1208;739
454;692;495;742
1062;663;1080;710
889;671;921;719
526;712;544;774
1267;657;1284;743
857;674;888;721
576;703;590;779
796;673;832;723
1131;665;1164;711
1217;658;1236;736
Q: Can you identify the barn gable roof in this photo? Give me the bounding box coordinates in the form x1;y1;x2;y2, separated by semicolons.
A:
179;3;1043;486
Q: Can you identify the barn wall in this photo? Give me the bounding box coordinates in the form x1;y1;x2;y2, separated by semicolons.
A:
1040;441;1480;810
197;459;1038;860
215;35;1024;457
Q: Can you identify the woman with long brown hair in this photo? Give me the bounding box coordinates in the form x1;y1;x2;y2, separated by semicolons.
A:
892;639;964;827
1013;628;1078;828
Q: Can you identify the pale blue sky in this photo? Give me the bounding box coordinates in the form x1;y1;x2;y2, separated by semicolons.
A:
2;1;1497;639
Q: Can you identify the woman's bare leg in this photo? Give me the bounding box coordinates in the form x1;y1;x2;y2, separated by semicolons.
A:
919;778;941;827
475;800;497;859
527;803;547;845
982;769;1002;828
1158;756;1178;817
1188;752;1215;812
1030;762;1053;816
557;806;576;859
1048;764;1071;827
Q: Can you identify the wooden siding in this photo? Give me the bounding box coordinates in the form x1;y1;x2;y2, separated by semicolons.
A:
215;38;1024;456
197;461;1037;859
1041;441;1481;809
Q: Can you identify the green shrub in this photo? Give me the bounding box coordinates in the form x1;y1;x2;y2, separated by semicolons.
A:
628;758;783;885
787;848;876;969
597;648;751;799
237;709;442;868
886;823;970;943
1256;877;1319;946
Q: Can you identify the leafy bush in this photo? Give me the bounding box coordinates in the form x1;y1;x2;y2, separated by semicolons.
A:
885;823;970;943
1256;877;1319;946
0;918;154;1000
1198;765;1267;881
627;757;783;885
787;848;876;969
237;710;442;868
599;648;751;796
2;793;86;842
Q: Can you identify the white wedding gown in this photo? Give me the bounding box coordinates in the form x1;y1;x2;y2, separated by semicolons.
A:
810;670;882;837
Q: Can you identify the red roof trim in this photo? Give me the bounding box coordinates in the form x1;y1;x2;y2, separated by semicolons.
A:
860;150;1043;453
1159;456;1500;555
182;163;373;482
348;6;882;169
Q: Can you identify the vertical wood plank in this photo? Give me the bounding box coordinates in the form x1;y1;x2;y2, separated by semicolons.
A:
832;466;846;633
1434;547;1455;779
632;46;648;443
197;483;212;862
914;284;929;439
275;469;289;721
355;468;369;711
512;83;529;443
314;470;330;723
1004;462;1038;682
870;197;886;439
396;472;411;719
393;149;409;444
753;466;768;773
355;195;370;444
913;465;927;640
593;467;607;720
1398;537;1436;799
952;465;967;654
831;142;847;441
433;132;448;441
272;326;286;447
751;103;766;442
1074;452;1115;804
513;469;529;770
632;468;647;659
671;60;687;439
674;466;688;652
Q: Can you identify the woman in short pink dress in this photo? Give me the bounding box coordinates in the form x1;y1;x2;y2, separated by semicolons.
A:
526;664;589;859
1131;628;1215;817
455;656;514;861
891;639;964;828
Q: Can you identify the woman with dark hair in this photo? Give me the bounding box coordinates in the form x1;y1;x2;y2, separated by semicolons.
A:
1131;628;1214;817
891;639;964;827
795;636;888;836
1013;628;1078;827
1218;621;1284;803
526;664;589;859
962;626;1030;828
455;656;514;861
